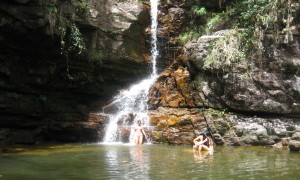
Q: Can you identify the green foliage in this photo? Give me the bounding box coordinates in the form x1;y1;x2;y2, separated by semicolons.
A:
47;3;58;14
192;5;207;16
233;0;295;44
182;0;297;70
57;15;86;80
69;23;86;55
206;13;227;30
47;2;58;36
204;29;247;70
206;108;228;116
178;10;228;45
178;27;205;45
76;0;90;18
46;1;87;56
60;22;86;57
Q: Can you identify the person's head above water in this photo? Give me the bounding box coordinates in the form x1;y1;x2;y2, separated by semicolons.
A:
200;129;211;138
137;120;142;125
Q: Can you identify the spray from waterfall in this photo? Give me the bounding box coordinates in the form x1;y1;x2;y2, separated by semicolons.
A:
102;0;159;143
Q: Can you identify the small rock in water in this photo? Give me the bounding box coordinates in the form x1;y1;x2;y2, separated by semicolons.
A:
289;140;300;152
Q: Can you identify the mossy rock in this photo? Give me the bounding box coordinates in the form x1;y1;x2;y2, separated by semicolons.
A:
213;120;230;136
152;131;168;143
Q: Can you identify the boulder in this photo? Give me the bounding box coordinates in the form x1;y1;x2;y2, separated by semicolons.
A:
149;63;198;108
149;107;206;144
289;140;300;152
292;132;300;141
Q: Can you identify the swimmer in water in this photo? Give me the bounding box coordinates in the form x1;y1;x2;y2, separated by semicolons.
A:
193;131;214;152
133;120;147;144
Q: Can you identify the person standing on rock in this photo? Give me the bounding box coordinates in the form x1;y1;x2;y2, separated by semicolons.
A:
193;131;214;152
133;120;147;144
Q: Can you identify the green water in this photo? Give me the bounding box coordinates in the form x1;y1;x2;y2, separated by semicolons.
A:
0;144;299;180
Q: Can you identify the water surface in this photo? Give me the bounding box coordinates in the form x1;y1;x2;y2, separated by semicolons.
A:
0;144;299;180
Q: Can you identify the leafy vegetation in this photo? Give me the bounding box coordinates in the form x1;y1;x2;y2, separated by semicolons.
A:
47;2;58;36
58;19;86;80
46;1;88;79
46;1;87;57
178;27;205;45
205;108;228;116
203;29;247;70
192;5;207;16
178;6;228;45
178;5;207;44
206;13;228;31
234;0;295;46
180;0;297;70
75;0;90;18
60;22;86;56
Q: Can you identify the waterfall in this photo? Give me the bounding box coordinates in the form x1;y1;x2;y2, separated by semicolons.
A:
150;0;158;77
102;0;159;143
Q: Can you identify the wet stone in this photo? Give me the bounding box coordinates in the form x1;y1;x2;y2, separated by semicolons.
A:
289;140;300;152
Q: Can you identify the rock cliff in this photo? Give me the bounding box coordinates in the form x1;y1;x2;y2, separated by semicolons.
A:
0;0;299;152
0;0;152;144
149;0;300;151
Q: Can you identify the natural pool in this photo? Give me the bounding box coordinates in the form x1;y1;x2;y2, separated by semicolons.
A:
0;144;299;180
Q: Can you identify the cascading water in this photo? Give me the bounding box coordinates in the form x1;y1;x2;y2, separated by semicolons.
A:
102;0;159;143
150;0;158;77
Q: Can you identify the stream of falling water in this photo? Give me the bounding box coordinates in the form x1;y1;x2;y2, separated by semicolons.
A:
102;0;159;143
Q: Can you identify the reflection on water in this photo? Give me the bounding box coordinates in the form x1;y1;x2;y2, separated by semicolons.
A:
0;144;299;180
104;145;150;180
193;151;214;164
129;146;150;179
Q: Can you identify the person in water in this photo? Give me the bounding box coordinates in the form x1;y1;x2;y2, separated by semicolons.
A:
133;120;147;144
193;131;214;152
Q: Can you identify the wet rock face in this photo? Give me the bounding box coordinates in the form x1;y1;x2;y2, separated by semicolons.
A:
149;107;207;144
183;33;300;116
205;113;300;146
150;107;300;148
154;0;190;71
0;0;150;144
149;0;300;151
148;61;197;108
84;0;150;64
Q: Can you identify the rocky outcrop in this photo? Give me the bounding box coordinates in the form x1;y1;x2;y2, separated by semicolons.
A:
148;0;300;152
149;106;300;147
148;59;198;108
183;32;300;115
153;0;190;71
0;0;152;144
0;0;299;151
155;0;230;70
204;112;300;146
149;107;206;144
